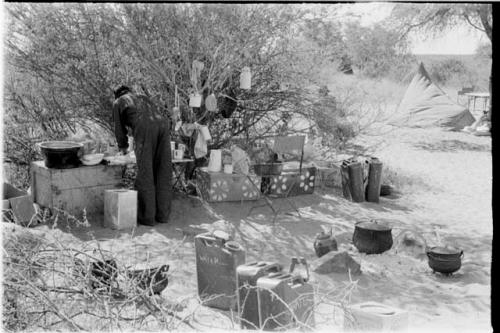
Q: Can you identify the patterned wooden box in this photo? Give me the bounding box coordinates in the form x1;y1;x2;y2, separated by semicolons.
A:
266;167;316;197
197;170;261;202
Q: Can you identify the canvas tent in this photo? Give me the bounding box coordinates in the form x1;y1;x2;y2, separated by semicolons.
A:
390;63;475;130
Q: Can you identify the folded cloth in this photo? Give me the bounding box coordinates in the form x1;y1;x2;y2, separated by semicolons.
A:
104;152;136;165
194;130;207;159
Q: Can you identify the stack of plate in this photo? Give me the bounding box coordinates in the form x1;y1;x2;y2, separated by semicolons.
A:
81;153;104;166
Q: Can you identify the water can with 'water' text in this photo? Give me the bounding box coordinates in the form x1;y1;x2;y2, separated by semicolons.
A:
195;231;246;310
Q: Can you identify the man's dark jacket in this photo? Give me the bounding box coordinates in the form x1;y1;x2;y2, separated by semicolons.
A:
113;92;172;225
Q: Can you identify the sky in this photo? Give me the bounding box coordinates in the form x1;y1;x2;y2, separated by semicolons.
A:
347;2;487;55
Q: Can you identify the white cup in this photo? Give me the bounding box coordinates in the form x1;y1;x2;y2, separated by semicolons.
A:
224;164;233;174
174;149;184;160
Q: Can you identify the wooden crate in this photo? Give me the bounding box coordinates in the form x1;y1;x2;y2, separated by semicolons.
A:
197;170;261;202
31;161;125;215
315;165;342;189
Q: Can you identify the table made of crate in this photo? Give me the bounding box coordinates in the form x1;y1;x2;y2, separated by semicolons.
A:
30;161;126;216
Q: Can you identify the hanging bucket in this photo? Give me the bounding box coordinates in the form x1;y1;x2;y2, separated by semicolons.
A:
189;93;202;108
205;94;218;112
240;67;251;90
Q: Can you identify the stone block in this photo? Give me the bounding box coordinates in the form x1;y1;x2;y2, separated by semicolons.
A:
310;251;361;275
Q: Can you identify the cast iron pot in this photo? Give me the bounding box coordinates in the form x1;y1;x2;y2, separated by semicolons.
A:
127;265;170;295
89;259;118;291
38;141;83;169
353;220;393;254
426;246;463;275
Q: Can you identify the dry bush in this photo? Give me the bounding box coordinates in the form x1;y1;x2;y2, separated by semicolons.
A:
381;164;433;195
2;219;197;332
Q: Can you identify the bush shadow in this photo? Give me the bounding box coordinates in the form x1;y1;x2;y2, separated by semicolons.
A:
413;139;490;153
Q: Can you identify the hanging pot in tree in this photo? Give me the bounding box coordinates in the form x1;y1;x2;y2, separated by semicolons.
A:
205;93;218;112
353;219;393;254
189;93;202;108
240;67;251;90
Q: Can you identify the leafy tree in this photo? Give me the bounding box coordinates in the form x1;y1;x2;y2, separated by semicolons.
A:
390;3;492;42
389;3;492;119
475;42;492;59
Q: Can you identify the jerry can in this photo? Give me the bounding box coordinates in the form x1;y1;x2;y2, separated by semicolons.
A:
256;258;315;331
237;261;282;329
314;228;338;258
195;230;246;310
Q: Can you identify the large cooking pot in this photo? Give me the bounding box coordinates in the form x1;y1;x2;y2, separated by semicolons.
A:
38;141;83;169
353;219;393;254
426;246;463;275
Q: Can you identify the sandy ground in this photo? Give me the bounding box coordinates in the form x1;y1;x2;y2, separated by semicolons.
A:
2;126;491;332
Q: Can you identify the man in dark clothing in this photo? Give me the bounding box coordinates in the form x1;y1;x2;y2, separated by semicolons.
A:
113;85;172;226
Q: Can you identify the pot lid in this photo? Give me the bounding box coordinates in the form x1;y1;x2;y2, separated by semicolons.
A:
39;141;83;150
316;231;331;239
428;245;461;255
356;220;392;231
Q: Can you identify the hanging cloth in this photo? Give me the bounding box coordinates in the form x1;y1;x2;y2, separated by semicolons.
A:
193;122;209;159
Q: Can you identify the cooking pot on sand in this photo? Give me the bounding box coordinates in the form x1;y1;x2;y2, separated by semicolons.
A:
426;246;463;275
353;219;393;254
